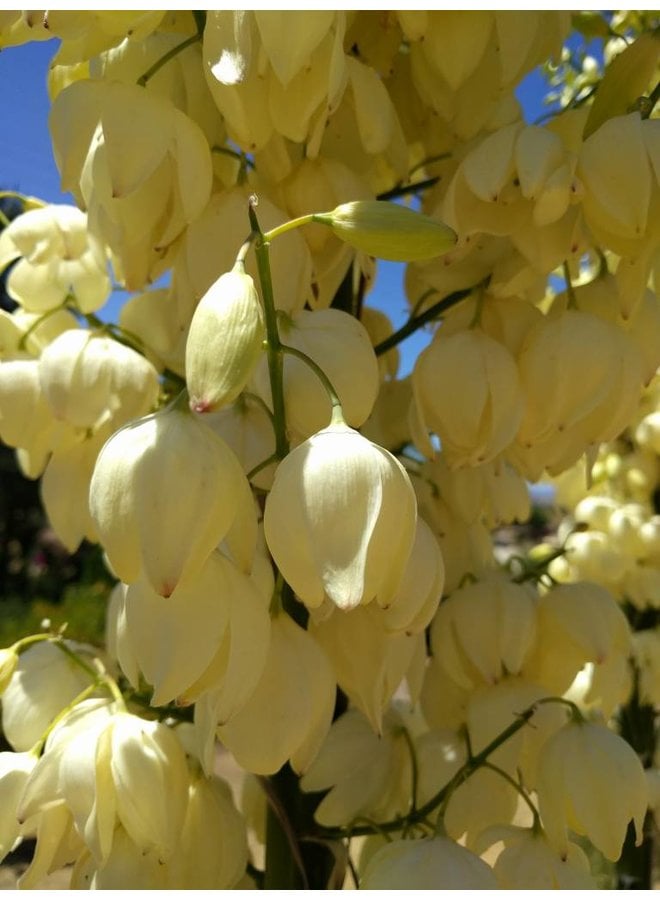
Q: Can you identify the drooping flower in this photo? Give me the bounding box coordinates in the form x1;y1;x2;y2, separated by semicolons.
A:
264;422;416;611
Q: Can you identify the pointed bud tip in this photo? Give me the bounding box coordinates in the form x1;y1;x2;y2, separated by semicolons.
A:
189;398;213;415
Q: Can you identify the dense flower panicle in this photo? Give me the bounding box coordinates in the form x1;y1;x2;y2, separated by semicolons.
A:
1;8;660;891
264;422;416;611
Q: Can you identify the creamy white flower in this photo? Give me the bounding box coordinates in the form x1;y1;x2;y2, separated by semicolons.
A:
264;422;416;611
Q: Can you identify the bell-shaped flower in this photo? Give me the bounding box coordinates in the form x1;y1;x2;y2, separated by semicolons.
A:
216;613;335;775
167;771;249;889
50;80;212;290
413;727;520;845
0;359;69;477
516;310;629;449
40;422;116;552
252;307;380;439
89;405;254;595
300;708;411;827
18;800;82;890
522;581;631;708
20;702;190;866
360;835;497;889
536;719;648;862
412;327;524;467
476;825;596;889
0;750;38;862
118;550;270;708
0;204;110;313
1;640;94;752
381;517;444;634
413;474;495;593
38;328;159;431
185;263;265;414
70;826;167;890
431;575;538;691
310;603;421;732
264;422;416;611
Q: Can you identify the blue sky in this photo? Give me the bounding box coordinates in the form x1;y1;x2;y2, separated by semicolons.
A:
0;34;576;374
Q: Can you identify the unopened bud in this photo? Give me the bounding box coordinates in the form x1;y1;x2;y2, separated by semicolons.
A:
314;201;456;262
186;264;265;414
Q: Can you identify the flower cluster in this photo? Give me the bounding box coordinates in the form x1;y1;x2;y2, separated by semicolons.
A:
0;9;658;890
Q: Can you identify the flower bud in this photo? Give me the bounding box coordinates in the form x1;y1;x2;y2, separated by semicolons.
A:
315;200;456;262
185;264;265;414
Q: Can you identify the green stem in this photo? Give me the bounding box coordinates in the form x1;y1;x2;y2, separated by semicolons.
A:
313;701;543;840
32;681;100;755
263;213;316;243
377;176;441;202
0;190;44;208
241;391;276;425
137;31;202;87
11;632;54;654
51;638;99;682
374;285;475;356
640;79;660;119
0;207;10;228
400;727;419;815
482;761;541;830
248;200;289;459
17;301;69;350
52;638;126;710
246;452;279;482
280;344;345;425
511;546;568;583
